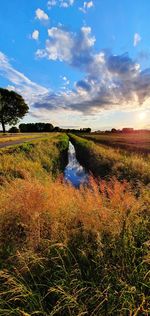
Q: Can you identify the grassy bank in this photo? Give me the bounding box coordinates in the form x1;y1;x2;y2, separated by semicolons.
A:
0;133;69;183
69;134;150;185
0;133;149;315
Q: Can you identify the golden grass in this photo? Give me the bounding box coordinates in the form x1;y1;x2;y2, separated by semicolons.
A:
0;176;149;249
0;133;149;315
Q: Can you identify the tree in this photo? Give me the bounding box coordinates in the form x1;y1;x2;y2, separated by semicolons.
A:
8;126;20;133
0;88;29;133
19;122;54;133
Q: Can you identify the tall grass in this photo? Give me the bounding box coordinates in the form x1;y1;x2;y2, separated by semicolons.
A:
70;134;150;185
0;176;149;315
0;132;149;315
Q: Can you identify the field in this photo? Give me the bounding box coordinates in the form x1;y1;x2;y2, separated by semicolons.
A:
70;134;150;185
82;132;150;154
0;133;149;315
0;133;51;148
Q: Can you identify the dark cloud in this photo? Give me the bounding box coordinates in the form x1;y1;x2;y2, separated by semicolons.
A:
107;53;138;75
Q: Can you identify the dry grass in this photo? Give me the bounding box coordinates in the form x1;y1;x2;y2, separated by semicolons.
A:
83;132;150;154
0;176;149;315
0;133;149;315
0;176;148;248
0;133;49;143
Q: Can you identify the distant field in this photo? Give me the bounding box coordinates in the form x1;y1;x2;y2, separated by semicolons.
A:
0;132;49;143
82;132;150;154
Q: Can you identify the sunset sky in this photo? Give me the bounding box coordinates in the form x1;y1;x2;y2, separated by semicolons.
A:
0;0;150;130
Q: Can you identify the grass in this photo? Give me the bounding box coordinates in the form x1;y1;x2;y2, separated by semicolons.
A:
0;132;149;315
0;177;149;315
0;133;48;144
0;133;69;183
82;132;150;154
70;134;150;185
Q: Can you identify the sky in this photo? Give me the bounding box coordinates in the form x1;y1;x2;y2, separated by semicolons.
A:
0;0;150;130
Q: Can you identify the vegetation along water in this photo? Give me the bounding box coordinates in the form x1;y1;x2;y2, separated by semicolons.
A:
0;132;149;315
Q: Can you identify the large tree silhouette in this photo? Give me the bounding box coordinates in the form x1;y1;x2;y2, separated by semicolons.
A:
0;88;29;133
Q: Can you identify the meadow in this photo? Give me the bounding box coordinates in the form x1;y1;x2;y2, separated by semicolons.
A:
0;133;149;315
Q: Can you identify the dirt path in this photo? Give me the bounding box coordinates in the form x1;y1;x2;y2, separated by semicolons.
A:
0;137;43;149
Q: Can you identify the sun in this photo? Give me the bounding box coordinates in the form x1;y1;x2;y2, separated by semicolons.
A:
138;112;146;120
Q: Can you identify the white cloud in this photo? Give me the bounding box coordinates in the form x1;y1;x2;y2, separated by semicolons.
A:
133;33;141;47
35;8;49;21
48;0;57;8
48;0;75;9
32;30;39;40
79;1;94;13
1;26;150;121
0;51;48;106
61;75;70;85
34;23;150;115
36;26;95;65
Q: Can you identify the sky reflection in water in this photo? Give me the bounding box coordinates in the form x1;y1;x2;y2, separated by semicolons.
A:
64;142;89;188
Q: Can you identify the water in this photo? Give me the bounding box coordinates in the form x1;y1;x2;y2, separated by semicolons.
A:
64;141;89;188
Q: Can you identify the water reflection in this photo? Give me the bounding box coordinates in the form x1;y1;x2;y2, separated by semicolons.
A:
64;141;89;188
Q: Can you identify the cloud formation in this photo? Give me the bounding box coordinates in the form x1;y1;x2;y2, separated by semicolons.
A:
35;8;49;21
1;24;150;119
36;26;95;67
133;33;141;47
0;51;48;105
34;26;150;114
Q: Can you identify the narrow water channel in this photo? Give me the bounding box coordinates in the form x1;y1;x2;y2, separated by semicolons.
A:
64;141;89;188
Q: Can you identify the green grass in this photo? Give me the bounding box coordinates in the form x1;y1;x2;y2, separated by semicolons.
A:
0;133;69;183
70;134;150;185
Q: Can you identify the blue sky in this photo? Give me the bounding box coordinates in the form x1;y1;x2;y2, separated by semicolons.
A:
0;0;150;130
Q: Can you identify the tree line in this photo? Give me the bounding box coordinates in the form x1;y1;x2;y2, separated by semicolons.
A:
0;88;91;134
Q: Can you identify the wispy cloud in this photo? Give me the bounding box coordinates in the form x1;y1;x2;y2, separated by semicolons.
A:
48;0;75;9
133;33;141;47
0;51;48;105
79;1;94;14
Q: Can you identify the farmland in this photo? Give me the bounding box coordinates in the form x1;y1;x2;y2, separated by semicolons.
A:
82;131;150;154
0;133;149;315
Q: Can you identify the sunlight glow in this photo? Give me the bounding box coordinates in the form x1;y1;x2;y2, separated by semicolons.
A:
138;112;146;120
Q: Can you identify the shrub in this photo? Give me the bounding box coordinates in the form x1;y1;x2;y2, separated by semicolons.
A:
8;126;20;133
